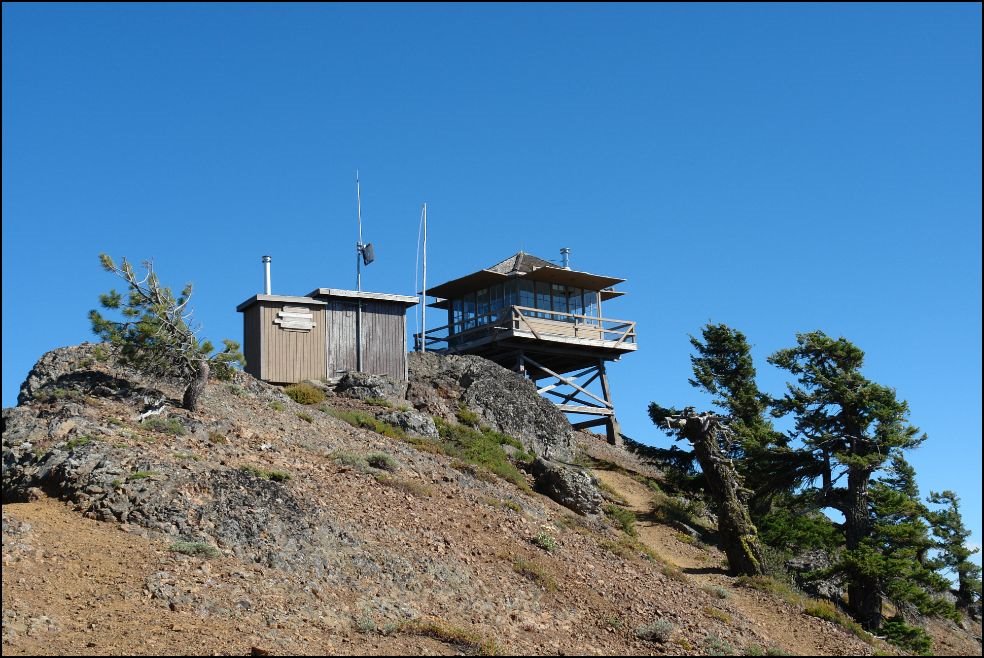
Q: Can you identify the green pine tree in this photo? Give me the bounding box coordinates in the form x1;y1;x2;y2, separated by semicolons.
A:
926;490;983;610
768;331;925;629
89;254;243;411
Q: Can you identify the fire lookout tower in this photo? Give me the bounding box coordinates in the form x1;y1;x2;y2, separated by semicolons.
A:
415;251;637;445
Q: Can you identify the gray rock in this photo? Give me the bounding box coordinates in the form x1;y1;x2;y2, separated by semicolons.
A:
530;457;603;516
335;372;408;403
376;409;438;438
786;549;845;601
408;353;575;462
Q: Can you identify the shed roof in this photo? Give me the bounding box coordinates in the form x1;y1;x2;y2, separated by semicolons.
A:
236;294;328;313
307;288;419;307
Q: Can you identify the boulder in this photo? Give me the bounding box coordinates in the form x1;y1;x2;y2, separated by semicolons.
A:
786;549;846;601
376;409;439;439
408;352;575;462
531;458;603;516
335;372;408;403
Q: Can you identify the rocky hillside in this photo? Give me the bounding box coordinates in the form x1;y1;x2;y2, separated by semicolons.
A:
2;345;980;656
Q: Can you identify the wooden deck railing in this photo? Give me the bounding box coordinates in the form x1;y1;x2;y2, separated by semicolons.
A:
413;305;636;352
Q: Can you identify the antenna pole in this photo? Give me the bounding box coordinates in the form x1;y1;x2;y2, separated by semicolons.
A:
355;170;363;372
421;202;427;353
356;170;363;292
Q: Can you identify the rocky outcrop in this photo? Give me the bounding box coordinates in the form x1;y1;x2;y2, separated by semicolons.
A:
408;352;575;462
530;458;604;516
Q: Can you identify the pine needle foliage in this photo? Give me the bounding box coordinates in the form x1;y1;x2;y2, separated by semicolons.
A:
89;254;243;410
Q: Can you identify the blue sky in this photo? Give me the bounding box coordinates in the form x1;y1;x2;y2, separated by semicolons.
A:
3;4;981;553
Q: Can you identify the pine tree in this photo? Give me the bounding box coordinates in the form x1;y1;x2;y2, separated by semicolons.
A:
89;254;243;411
768;331;925;629
686;324;809;516
927;490;983;610
849;454;954;619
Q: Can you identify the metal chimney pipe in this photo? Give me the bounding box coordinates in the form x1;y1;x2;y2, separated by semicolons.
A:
262;255;272;294
560;247;571;270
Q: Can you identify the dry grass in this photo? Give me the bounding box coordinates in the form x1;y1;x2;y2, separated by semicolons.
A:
400;618;501;655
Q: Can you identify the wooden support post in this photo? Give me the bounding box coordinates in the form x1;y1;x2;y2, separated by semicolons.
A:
597;359;622;447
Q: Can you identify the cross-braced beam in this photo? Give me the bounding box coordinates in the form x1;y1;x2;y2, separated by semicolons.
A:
515;353;623;447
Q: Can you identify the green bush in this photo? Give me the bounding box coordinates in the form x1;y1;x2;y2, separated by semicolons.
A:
239;465;291;482
65;435;94;450
327;409;407;439
297;411;313;423
170;541;220;558
531;532;557;552
284;383;325;405
366;452;399;472
604;504;637;537
636;619;674;642
455;404;481;427
141;416;186;436
434;418;531;492
880;617;932;655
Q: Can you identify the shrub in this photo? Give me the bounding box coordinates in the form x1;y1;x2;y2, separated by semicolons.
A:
65;435;94;450
400;618;500;656
512;558;557;591
284;383;325;405
239;465;290;482
170;541;220;558
455;404;480;427
704;606;732;624
703;585;730;600
635;619;674;643
128;470;158;480
705;633;736;656
531;532;557;552
141;416;187;436
364;397;394;408
366;452;399;472
327;409;407;439
880;617;932;655
374;474;433;497
269;401;285;412
207;431;228;444
297;411;313;423
604;504;637;537
434;419;531;492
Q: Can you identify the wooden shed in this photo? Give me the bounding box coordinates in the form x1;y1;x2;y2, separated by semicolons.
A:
237;289;418;384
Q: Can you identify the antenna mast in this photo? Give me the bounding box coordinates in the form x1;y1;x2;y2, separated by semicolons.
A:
356;170;363;292
421;203;427;353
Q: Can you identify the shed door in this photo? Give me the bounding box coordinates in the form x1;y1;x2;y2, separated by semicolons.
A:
327;301;358;378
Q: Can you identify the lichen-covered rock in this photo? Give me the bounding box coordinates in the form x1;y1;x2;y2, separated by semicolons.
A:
786;550;846;601
376;409;438;438
335;372;408;403
530;458;603;516
408;352;575;462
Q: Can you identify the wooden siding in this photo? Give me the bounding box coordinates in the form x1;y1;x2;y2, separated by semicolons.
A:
327;301;358;377
326;300;407;381
362;301;408;381
258;302;327;384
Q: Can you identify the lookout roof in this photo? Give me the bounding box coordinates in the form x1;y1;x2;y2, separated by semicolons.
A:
425;251;625;299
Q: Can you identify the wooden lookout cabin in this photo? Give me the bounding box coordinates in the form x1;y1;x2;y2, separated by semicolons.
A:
238;281;418;384
416;251;637;445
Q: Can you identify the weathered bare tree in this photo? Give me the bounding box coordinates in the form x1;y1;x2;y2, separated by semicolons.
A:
658;407;766;576
89;254;243;412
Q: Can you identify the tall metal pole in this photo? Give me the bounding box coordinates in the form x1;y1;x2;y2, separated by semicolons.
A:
355;171;363;372
421;203;427;353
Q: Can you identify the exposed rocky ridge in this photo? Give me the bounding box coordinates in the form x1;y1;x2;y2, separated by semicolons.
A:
407;352;576;463
3;345;979;656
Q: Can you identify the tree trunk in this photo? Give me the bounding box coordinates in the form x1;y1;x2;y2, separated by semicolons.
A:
182;359;209;412
673;412;765;576
845;465;881;629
